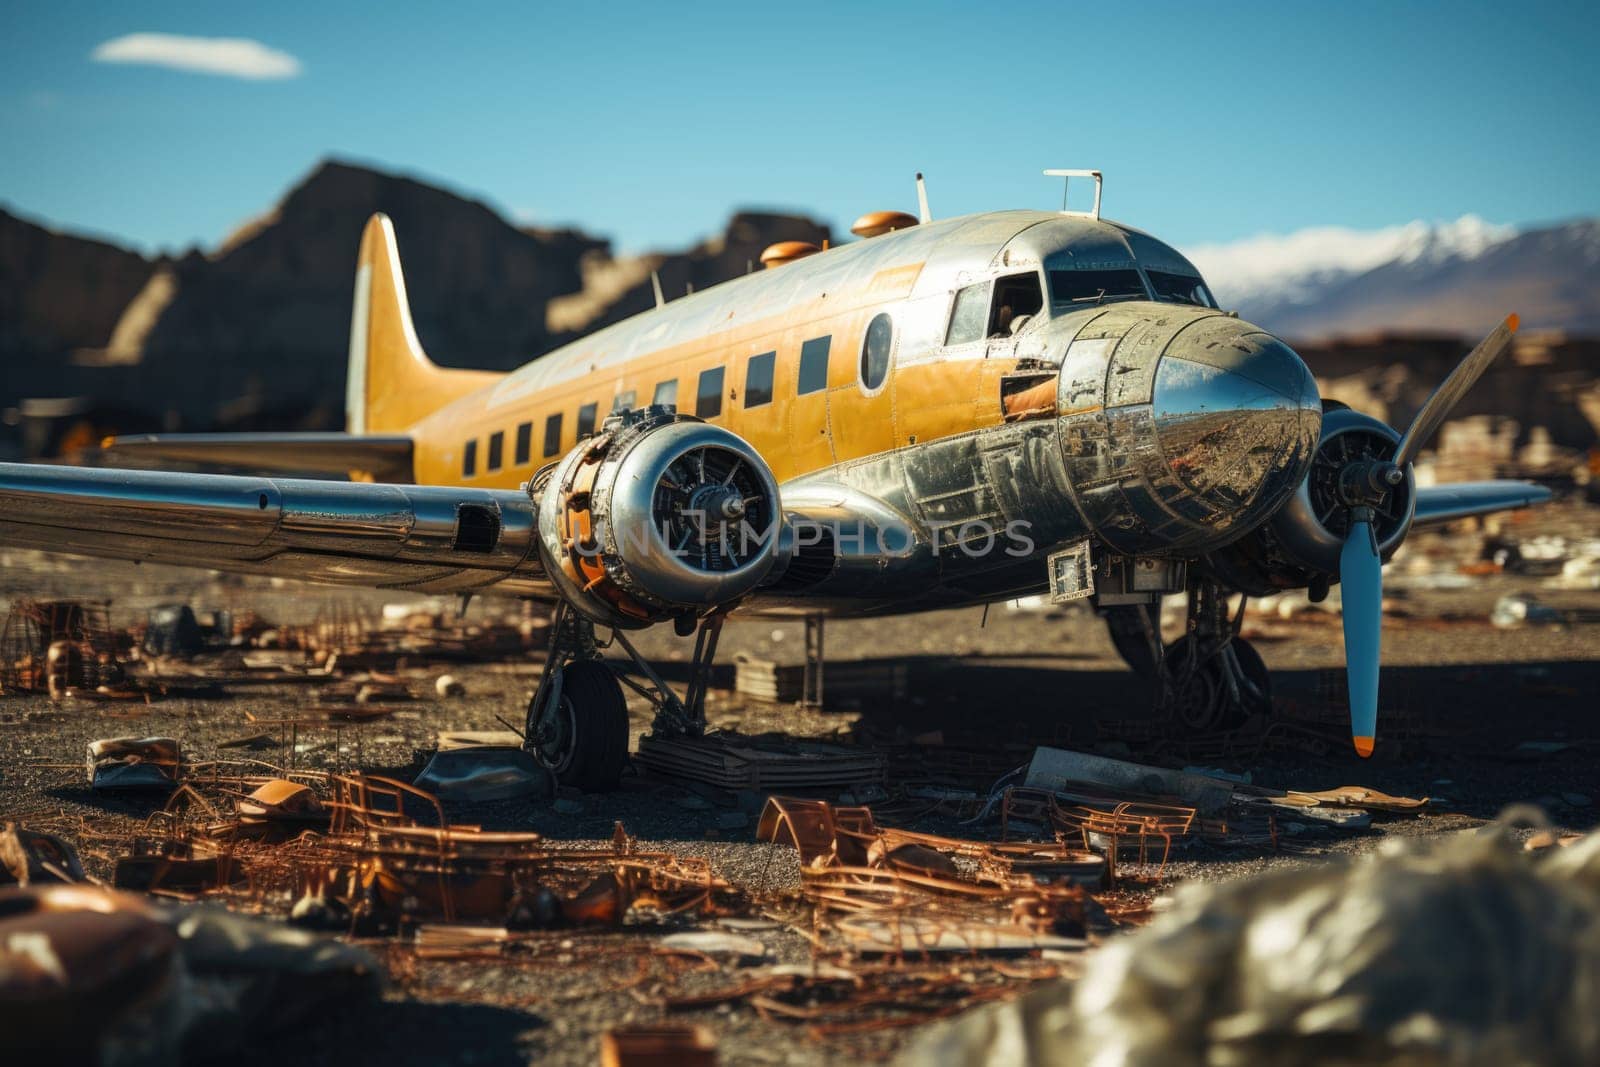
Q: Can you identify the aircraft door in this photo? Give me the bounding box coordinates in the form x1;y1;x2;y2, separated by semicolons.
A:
785;331;837;475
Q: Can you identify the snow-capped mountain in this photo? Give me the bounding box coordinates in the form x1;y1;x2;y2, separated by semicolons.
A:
1183;216;1600;340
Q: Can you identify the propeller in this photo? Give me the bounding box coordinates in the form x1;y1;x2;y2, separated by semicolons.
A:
1332;314;1519;757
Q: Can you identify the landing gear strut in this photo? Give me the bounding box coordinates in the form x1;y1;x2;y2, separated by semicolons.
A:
1102;581;1271;732
525;602;629;790
525;603;728;790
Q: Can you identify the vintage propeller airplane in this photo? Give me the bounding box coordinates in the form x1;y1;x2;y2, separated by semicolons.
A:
0;171;1549;786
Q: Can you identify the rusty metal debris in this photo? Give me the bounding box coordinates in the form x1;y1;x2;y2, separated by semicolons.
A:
0;597;127;697
1000;787;1201;878
636;732;886;792
87;736;182;791
72;769;738;933
602;1025;718;1067
756;796;1107;963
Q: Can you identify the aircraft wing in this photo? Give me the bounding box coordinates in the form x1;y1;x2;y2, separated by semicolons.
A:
1411;480;1552;527
0;462;549;596
94;432;415;481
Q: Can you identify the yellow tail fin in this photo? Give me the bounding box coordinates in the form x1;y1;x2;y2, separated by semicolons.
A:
345;214;500;434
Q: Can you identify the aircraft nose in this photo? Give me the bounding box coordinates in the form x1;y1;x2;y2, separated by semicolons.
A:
1151;321;1322;518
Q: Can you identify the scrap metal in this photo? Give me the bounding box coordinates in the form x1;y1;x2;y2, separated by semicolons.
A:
636;732;886;792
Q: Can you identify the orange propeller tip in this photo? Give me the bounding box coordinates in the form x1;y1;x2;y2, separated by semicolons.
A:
1506;313;1519;333
1353;736;1375;758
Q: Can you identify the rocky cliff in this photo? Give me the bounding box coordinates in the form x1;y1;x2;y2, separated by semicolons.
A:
0;208;153;358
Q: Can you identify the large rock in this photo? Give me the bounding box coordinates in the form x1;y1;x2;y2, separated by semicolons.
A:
0;207;153;358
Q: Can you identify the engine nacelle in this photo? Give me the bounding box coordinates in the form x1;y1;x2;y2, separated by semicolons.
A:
1205;407;1417;595
535;406;781;628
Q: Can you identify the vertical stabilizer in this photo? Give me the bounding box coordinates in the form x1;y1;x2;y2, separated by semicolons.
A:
346;214;499;434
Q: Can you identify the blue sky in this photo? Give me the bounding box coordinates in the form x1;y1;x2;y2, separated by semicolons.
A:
2;0;1595;256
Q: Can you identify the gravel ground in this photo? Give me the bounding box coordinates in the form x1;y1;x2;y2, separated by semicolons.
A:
2;505;1597;1065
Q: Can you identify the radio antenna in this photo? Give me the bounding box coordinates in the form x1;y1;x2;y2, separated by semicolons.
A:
650;270;665;309
915;172;932;223
1044;169;1104;220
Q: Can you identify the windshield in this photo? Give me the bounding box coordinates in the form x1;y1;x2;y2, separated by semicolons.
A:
1048;268;1147;307
1147;270;1218;308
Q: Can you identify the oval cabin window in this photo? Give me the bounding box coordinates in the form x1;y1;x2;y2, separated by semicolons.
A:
860;313;893;392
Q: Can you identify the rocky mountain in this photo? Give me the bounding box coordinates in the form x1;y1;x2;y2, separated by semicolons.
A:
0;209;154;357
1187;216;1600;341
0;161;830;456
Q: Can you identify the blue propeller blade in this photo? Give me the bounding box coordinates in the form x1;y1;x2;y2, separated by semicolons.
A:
1340;517;1383;757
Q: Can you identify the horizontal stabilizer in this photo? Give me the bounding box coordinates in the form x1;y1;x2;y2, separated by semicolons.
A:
97;433;414;481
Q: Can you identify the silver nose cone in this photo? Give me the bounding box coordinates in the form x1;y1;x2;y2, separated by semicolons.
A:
1152;322;1322;518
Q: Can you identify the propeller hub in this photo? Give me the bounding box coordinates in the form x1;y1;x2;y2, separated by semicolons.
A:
1338;459;1404;508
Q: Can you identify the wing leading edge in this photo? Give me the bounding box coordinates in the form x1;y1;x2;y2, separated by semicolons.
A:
0;462;550;596
1412;480;1552;527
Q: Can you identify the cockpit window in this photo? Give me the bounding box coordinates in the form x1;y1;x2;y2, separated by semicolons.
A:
1146;270;1217;308
945;281;991;346
1048;269;1147;307
989;273;1044;337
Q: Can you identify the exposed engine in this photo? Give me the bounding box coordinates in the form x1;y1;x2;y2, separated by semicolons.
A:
534;406;781;628
1204;407;1417;595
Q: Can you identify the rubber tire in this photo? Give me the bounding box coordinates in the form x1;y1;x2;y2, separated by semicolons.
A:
1164;635;1273;732
541;660;629;792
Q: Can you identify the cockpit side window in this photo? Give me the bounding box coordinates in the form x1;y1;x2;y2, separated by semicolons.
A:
1146;270;1218;308
989;273;1044;338
945;281;991;346
1048;269;1147;307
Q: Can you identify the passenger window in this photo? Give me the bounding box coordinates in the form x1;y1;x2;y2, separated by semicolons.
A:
486;431;504;471
577;403;598;439
989;273;1044;337
653;379;679;409
798;336;830;395
745;352;776;407
696;367;725;418
543;413;563;457
945;282;990;346
860;313;893;391
611;390;636;414
462;439;478;478
514;422;532;466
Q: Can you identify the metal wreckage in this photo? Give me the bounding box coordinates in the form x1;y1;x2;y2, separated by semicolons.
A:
0;572;1594;1062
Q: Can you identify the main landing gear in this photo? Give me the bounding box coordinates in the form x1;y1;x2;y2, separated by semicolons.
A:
524;602;726;790
1103;580;1271;733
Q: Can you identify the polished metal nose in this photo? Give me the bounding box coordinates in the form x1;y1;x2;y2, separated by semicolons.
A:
1151;322;1322;518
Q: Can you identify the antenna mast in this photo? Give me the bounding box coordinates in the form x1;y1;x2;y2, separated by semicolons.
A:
1044;169;1103;220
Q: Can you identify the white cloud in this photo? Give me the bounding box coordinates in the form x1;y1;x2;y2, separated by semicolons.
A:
91;33;302;80
1182;215;1516;307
